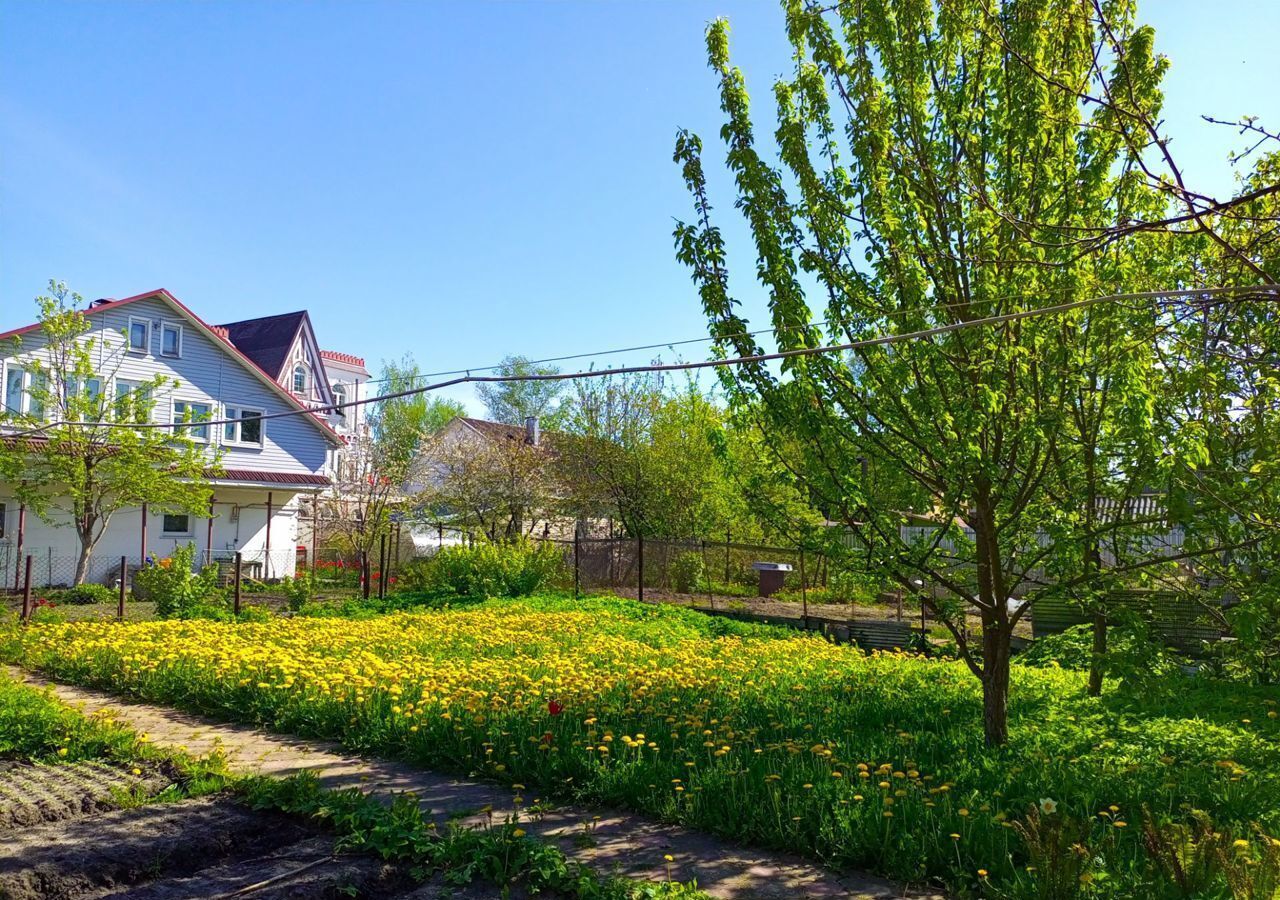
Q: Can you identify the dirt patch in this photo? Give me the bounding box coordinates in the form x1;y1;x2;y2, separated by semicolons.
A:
0;760;175;830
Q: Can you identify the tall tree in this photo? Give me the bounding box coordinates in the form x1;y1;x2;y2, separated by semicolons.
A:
0;282;214;584
324;356;457;559
674;0;1186;745
476;356;565;426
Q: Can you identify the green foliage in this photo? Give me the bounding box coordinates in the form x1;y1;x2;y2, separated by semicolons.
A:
1021;622;1187;688
278;572;316;612
400;540;565;598
10;593;1280;897
243;771;705;899
476;355;566;427
669;552;705;594
45;583;116;605
134;543;223;619
0;281;217;585
0;670;232;796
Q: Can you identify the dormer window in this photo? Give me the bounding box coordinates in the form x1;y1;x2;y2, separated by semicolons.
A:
292;364;307;394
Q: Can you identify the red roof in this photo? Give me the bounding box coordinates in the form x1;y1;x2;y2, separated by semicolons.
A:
213;469;331;487
320;350;367;370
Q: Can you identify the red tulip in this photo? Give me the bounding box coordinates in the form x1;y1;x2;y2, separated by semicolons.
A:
547;700;564;716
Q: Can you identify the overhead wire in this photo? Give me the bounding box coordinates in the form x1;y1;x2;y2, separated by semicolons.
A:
3;283;1277;439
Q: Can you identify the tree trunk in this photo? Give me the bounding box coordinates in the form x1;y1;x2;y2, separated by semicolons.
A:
73;540;93;586
981;620;1011;746
1087;610;1107;696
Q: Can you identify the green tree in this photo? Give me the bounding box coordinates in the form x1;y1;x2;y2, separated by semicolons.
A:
673;1;1183;744
325;356;456;560
476;355;565;427
0;282;215;585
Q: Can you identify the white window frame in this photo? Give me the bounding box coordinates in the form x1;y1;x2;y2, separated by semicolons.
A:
172;399;212;442
113;379;151;424
127;317;151;355
159;321;183;358
4;363;27;415
160;512;193;536
222;404;265;447
292;364;308;394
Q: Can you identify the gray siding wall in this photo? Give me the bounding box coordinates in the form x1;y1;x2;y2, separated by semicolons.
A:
0;296;330;475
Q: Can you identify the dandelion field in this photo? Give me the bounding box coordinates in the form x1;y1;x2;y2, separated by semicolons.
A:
4;595;1279;897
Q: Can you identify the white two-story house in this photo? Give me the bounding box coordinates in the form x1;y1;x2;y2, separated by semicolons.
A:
0;289;344;588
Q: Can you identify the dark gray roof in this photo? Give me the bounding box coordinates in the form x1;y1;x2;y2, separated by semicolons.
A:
217;311;307;379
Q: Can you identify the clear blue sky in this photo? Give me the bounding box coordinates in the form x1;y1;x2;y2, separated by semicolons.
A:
2;0;1276;412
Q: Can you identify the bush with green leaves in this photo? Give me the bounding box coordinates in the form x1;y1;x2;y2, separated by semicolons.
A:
278;572;316;611
399;539;565;598
133;543;223;619
669;552;705;594
45;583;116;605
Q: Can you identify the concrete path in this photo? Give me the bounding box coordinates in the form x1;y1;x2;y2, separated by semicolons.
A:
9;667;942;900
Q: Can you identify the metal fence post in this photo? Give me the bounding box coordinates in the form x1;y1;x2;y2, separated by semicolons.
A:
701;539;712;611
800;548;809;628
378;533;388;600
118;556;127;620
21;555;32;623
573;529;580;600
233;552;242;616
637;534;645;604
46;547;52;588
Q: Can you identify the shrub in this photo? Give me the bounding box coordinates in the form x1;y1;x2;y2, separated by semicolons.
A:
278;572;316;611
670;552;705;594
46;584;116;605
133;544;223;619
1020;621;1187;688
400;540;564;599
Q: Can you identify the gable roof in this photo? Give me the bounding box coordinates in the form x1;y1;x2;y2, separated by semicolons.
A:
0;289;343;447
217;311;308;380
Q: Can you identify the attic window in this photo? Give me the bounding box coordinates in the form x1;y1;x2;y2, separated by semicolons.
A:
292;364;307;394
128;317;150;353
160;322;182;358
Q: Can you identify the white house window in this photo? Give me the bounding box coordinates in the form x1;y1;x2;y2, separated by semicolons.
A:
172;400;212;441
114;380;151;424
223;405;264;446
161;513;192;536
331;382;347;418
128;317;151;354
292;364;307;394
66;376;104;421
160;322;183;358
4;366;25;415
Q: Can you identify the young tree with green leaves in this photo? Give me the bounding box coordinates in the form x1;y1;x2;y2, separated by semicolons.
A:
324;356;459;560
673;0;1199;744
476;355;565;427
0;282;215;585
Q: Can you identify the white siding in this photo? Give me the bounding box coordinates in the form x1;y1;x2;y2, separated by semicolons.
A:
0;296;332;475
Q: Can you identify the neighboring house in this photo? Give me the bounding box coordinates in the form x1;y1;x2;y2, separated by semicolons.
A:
215;312;372;556
0;289;343;587
413;415;575;543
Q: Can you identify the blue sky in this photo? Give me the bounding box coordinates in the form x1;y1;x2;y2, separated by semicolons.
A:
2;0;1276;412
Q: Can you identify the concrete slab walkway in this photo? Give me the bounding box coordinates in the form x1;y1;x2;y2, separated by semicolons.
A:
8;666;943;900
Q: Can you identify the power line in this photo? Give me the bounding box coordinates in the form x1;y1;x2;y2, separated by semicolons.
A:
360;284;1107;385
5;284;1277;438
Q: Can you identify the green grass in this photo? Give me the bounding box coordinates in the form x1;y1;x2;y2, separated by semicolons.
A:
3;594;1279;898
